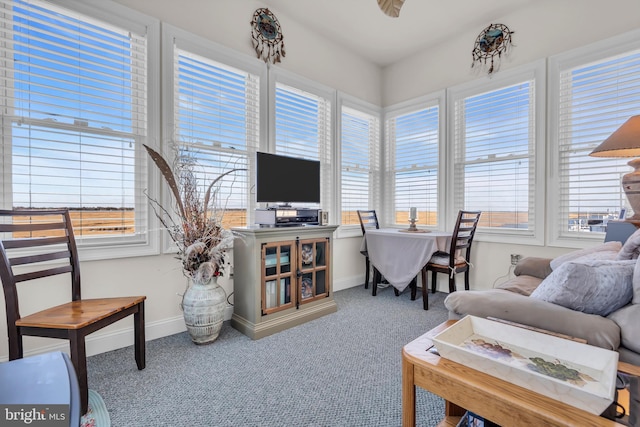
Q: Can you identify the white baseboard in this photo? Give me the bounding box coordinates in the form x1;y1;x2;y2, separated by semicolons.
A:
1;281;365;361
0;305;237;362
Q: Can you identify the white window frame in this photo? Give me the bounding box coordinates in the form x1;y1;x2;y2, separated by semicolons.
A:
446;60;546;244
161;24;267;251
382;90;445;229
267;67;335;219
336;93;382;238
548;29;640;248
0;0;161;261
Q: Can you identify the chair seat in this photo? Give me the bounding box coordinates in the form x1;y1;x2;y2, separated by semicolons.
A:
427;256;467;268
16;296;146;330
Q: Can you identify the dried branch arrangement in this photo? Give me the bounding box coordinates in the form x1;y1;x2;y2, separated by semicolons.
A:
144;144;245;283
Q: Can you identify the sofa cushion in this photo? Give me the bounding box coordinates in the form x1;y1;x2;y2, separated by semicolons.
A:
616;228;640;260
617;346;640;366
608;304;640;354
549;241;622;270
444;289;621;350
530;259;634;317
633;254;640;304
495;275;542;296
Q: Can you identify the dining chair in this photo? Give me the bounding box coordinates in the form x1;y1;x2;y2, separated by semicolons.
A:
421;210;482;310
0;209;146;415
356;210;379;290
356;210;400;297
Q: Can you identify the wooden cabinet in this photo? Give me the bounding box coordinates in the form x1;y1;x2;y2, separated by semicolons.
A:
231;225;338;339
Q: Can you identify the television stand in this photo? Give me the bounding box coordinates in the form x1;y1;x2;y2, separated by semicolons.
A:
231;225;338;339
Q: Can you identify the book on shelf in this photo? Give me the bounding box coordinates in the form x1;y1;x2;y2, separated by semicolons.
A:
463;411;500;427
265;280;277;309
280;278;285;305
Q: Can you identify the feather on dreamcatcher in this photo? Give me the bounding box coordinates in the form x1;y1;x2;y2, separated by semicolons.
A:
471;23;514;75
377;0;405;17
250;8;285;64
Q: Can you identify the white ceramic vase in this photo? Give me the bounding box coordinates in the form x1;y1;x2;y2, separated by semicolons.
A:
182;276;226;344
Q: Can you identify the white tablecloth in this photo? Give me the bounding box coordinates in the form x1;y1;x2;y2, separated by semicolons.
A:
362;228;451;292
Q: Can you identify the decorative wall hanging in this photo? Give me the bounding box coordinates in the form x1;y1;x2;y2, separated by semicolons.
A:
471;23;514;75
250;8;285;64
377;0;405;17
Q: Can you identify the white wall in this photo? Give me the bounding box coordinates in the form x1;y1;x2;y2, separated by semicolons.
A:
383;0;640;106
116;0;382;106
2;0;639;360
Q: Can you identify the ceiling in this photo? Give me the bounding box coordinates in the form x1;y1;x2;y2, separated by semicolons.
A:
260;0;534;67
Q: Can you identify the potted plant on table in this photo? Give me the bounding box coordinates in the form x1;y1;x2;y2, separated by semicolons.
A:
143;144;244;344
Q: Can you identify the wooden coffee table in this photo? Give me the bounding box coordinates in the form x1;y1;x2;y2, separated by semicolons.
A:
402;320;639;427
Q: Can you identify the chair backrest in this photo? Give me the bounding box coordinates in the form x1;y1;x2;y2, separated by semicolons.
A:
447;210;482;266
356;210;380;235
0;209;81;326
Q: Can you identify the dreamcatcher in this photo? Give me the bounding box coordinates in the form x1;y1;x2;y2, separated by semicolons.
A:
250;8;285;64
471;23;514;75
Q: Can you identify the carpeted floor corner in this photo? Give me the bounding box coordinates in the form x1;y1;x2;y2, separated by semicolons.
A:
87;285;449;426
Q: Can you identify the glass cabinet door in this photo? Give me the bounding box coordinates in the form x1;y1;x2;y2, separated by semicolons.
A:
262;241;295;314
298;238;329;304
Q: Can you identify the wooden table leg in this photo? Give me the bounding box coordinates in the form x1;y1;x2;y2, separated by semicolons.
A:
402;356;416;427
445;400;467;417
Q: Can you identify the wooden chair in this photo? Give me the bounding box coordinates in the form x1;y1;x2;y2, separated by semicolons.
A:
421;210;481;310
357;210;379;292
356;210;400;297
0;209;146;415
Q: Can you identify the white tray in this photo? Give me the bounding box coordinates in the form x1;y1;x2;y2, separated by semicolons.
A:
432;315;618;415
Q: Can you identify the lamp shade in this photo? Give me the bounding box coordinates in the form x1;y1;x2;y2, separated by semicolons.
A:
590;115;640;157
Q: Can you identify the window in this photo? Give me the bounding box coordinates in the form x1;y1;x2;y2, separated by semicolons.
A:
339;99;380;226
167;28;262;229
0;0;159;253
549;31;640;244
384;94;442;227
448;61;545;242
270;70;333;212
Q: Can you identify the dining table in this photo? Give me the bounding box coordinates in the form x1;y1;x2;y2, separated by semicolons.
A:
362;228;452;292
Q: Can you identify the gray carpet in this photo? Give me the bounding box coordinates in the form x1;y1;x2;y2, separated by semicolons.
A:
87;285;449;426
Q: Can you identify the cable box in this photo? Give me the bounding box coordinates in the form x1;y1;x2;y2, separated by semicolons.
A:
255;208;319;227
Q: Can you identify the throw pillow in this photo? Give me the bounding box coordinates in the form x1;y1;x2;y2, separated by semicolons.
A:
495;275;542;296
530;259;634;317
617;228;640;260
549;241;622;270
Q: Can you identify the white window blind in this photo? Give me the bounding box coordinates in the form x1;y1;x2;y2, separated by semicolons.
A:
274;82;331;209
173;48;260;228
1;0;148;241
341;105;379;226
385;106;439;226
453;82;535;232
556;49;640;236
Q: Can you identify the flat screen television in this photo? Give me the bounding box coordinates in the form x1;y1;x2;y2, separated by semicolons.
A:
256;152;320;205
